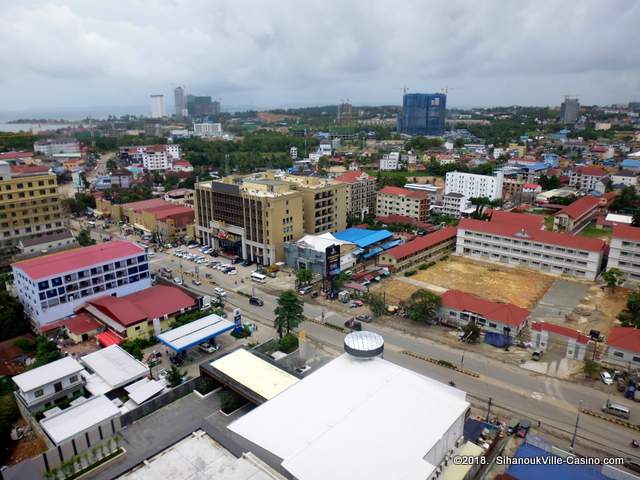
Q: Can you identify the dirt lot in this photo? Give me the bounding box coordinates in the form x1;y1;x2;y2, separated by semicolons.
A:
8;419;48;465
567;284;630;335
375;257;555;307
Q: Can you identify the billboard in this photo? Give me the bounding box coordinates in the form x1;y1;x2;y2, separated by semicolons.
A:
325;244;341;278
233;308;242;333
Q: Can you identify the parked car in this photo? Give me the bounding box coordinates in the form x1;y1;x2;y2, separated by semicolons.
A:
226;269;238;276
249;296;264;306
344;318;362;331
531;350;542;361
213;287;226;297
298;285;313;295
350;300;364;308
198;342;221;354
295;365;311;375
241;259;253;267
355;314;372;323
191;278;202;286
173;277;183;285
601;371;614;385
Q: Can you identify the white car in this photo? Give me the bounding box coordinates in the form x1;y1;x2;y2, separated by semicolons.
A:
196;259;208;264
600;371;614;385
226;269;237;275
213;287;226;297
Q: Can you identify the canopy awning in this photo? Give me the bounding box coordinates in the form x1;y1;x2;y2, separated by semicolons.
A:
157;313;234;352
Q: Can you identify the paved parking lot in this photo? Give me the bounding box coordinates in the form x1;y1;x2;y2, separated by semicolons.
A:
529;279;589;324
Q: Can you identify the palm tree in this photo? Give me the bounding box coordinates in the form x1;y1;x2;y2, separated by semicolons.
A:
274;291;304;338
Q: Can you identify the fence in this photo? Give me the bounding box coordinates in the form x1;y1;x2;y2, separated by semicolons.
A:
120;377;198;426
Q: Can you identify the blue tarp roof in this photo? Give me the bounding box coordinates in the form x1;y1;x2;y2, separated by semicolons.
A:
362;247;383;259
507;443;607;480
622;159;640;168
333;228;393;248
382;240;402;250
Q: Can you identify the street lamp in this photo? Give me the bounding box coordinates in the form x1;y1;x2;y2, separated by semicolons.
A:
570;400;583;450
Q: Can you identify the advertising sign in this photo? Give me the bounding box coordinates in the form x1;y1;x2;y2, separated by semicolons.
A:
325;244;341;278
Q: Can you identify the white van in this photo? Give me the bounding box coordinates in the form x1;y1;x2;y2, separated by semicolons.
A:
250;272;267;284
602;401;630;419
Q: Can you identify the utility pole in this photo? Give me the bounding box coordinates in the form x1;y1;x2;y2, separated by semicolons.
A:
570;400;583;450
461;352;465;371
485;397;492;422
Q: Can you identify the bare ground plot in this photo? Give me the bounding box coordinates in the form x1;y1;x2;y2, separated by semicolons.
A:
370;279;420;305
566;285;630;335
377;257;555;307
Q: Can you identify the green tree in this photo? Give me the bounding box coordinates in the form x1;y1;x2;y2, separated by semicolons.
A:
367;292;386;318
603;268;625;291
77;229;96;246
633;211;640;227
618;288;640;328
461;322;481;343
30;336;62;368
583;360;600;379
295;268;313;287
403;289;442;323
106;159;118;172
0;276;29;342
538;174;561;191
274;290;304;339
166;365;184;387
0;394;20;463
332;271;349;291
611;185;638;211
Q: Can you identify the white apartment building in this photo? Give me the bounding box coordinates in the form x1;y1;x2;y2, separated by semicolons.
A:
569;166;608;192
193;122;223;138
142;149;170;170
34;139;81;157
12;356;84;413
611;170;638;187
165;144;181;160
150;94;165;118
608;225;640;283
445;171;504;200
404;183;442;203
431;192;472;218
456;212;606;280
11;240;151;326
379;152;400;171
376;186;429;222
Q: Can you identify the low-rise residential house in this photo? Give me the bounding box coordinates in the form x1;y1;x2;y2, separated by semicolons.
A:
605;327;640;368
164;188;195;206
611;170;638;187
16;230;77;257
530;322;589;360
608;225;640;283
378;227;457;272
553;195;602;233
40;312;103;343
376;186;429;222
284;233;356;277
456;211;606;280
12;356;84;413
80;284;198;340
110;169;134;189
171;160;194;172
439;289;529;338
569;166;608;192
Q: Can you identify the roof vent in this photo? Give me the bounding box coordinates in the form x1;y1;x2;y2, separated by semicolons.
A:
344;331;384;359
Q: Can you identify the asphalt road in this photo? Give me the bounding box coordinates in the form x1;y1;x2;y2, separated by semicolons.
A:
72;223;640;462
145;249;640;458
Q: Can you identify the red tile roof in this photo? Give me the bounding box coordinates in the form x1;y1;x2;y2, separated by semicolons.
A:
10;165;50;175
531;322;589;344
613;225;640;242
40;313;101;335
86;285;196;327
441;290;529;327
334;170;374;184
0;151;33;160
607;327;640;353
575;166;607;177
173;160;192;167
12;240;145;280
122;198;168;212
555;195;601;219
378;186;428;199
97;330;123;347
489;211;545;230
384;227;457;260
458;217;606;252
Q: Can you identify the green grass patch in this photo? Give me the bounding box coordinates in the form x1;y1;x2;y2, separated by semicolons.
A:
579;225;611;238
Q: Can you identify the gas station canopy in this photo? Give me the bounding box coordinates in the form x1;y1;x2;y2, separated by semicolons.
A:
156;313;234;352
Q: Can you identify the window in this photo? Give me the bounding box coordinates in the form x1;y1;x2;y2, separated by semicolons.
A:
489;322;497;328
69;375;78;383
614;351;624;358
634;356;640;364
34;389;44;398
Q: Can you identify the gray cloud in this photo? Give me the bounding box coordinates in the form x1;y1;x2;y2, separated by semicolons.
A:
0;0;639;115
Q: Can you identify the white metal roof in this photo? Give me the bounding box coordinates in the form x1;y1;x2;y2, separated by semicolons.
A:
40;395;120;445
80;345;148;391
210;349;299;400
606;213;632;224
157;314;234;351
295;233;353;253
128;379;165;405
13;356;83;393
229;353;469;480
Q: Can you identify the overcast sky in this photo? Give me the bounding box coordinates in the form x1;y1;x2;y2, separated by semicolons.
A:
1;0;639;116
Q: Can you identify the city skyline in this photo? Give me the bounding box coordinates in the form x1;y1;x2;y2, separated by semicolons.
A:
0;0;639;115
